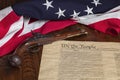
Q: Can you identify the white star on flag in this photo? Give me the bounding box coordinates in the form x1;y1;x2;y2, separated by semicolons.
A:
70;10;80;19
55;8;66;18
43;0;54;10
91;0;102;7
84;6;93;15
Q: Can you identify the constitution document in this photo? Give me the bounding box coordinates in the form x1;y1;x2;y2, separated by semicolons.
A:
38;40;120;80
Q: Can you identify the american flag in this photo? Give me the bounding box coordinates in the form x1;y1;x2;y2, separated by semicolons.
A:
0;0;120;56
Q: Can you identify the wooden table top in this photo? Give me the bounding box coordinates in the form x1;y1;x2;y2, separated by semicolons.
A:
0;1;120;80
0;24;120;80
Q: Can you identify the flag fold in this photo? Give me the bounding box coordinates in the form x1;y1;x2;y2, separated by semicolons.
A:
0;0;120;56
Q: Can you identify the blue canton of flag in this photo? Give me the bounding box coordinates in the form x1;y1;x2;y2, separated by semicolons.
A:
0;0;120;56
12;0;120;20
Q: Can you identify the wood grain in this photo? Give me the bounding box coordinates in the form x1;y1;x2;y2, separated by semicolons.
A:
0;1;120;80
0;24;120;80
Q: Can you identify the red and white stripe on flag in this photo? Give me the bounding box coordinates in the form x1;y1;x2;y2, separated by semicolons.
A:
1;5;120;56
0;7;76;56
78;5;120;35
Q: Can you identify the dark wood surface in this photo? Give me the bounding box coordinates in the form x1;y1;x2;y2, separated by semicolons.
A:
0;0;25;10
0;24;120;80
0;1;120;80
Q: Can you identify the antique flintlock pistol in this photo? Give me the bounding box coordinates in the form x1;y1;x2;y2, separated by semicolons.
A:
8;27;88;67
26;28;88;53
